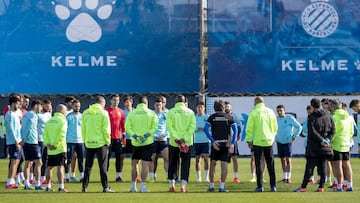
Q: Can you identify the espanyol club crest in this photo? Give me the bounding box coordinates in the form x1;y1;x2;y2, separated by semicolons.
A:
301;0;339;38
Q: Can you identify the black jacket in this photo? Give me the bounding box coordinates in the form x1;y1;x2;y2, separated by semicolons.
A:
306;109;335;158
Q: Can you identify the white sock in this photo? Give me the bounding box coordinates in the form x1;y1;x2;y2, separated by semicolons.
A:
326;176;331;181
58;183;64;190
65;173;69;179
131;181;137;189
251;173;255;177
347;181;353;188
310;175;314;180
284;172;287;179
7;178;12;185
220;182;225;189
140;182;146;190
181;180;187;188
234;172;238;178
19;172;25;181
204;170;209;180
209;182;214;188
165;172;168;178
337;184;342;189
47;183;52;189
41;176;46;181
80;172;84;179
288;172;291;179
196;171;201;179
150;172;155;178
169;179;175;187
36;181;41;187
71;172;75;177
334;177;338;184
29;173;34;180
15;175;20;184
25;179;30;187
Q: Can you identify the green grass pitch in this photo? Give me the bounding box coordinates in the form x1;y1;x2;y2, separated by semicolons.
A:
0;157;359;203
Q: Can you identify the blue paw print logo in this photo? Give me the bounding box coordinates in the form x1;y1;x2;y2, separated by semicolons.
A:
354;60;360;70
52;0;115;42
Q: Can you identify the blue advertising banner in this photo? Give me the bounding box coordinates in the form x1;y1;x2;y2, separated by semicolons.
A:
0;0;199;94
208;0;360;93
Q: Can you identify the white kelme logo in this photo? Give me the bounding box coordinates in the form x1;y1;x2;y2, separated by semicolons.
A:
355;60;360;70
301;0;338;38
52;0;115;42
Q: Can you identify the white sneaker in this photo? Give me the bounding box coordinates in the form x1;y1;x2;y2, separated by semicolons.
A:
128;188;137;192
103;187;115;193
205;178;210;182
140;188;150;193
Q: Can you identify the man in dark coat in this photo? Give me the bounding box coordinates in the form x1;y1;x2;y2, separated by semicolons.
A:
294;98;335;192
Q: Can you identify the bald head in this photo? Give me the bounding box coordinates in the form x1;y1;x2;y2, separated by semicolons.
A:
56;104;67;115
254;96;264;106
96;95;106;108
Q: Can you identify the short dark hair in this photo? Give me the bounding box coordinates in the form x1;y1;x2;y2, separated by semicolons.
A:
176;95;186;103
276;104;285;109
42;99;52;105
321;98;329;104
30;100;42;109
72;99;80;104
349;99;359;108
110;94;120;99
196;101;205;106
214;100;224;111
65;96;76;103
311;98;321;109
9;96;20;105
224;101;230;105
8;94;21;104
23;94;30;100
123;95;133;102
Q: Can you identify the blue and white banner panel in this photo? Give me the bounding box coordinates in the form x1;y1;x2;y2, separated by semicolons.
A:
0;0;199;94
207;0;360;93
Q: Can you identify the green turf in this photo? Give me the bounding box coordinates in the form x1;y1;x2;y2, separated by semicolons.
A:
0;157;359;203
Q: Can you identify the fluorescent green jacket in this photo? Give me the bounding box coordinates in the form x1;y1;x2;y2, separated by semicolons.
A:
125;103;158;147
82;103;111;148
246;103;278;147
43;112;67;155
331;109;354;152
166;102;196;147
